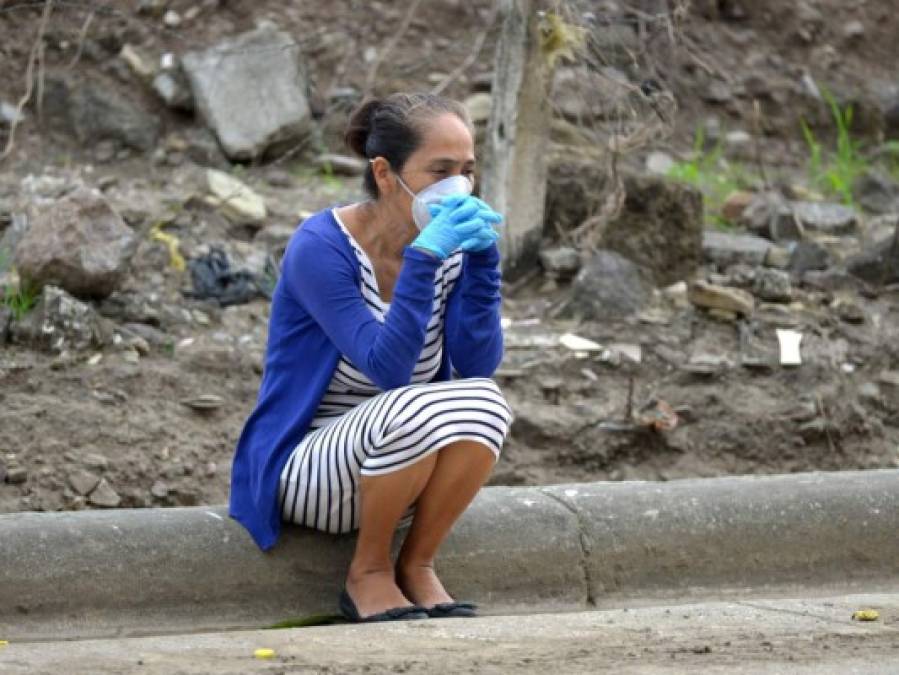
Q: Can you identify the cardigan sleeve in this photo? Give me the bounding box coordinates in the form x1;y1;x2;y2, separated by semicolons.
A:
283;229;442;391
444;242;504;377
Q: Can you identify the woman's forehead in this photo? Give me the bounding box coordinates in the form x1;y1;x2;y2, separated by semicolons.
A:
415;113;475;160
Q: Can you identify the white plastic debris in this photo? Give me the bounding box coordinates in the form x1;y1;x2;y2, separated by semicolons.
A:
776;329;803;366
559;333;603;352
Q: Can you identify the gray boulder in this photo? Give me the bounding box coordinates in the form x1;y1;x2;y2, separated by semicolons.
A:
564;249;652;320
182;25;313;161
42;74;161;152
10;285;110;353
15;187;137;299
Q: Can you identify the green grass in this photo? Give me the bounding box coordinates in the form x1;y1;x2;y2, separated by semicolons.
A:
882;141;899;183
0;250;38;321
800;88;868;207
666;125;755;229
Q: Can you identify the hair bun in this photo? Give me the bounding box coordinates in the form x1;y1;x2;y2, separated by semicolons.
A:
344;98;381;158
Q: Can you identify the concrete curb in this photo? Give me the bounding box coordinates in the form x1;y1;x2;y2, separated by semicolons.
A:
1;469;898;640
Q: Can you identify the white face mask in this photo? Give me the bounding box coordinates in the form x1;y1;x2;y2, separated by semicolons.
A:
396;173;473;230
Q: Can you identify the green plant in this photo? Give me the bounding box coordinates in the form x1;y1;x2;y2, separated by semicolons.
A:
800;89;868;206
2;283;38;321
0;250;38;320
666;125;752;230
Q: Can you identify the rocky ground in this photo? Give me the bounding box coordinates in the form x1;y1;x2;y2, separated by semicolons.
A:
1;0;899;513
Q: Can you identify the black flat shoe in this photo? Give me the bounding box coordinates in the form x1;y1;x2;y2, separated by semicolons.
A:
339;588;429;623
425;601;478;618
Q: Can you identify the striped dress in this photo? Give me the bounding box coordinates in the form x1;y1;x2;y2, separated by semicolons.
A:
278;210;513;534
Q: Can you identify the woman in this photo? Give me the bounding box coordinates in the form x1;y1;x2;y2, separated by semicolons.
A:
229;93;513;623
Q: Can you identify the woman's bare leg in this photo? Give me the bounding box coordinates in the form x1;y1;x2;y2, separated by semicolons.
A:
395;440;496;607
345;451;438;617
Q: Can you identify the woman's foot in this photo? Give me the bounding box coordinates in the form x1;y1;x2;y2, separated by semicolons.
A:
345;566;417;619
395;559;454;608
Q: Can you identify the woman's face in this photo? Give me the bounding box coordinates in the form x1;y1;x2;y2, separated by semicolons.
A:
372;112;476;224
399;113;476;195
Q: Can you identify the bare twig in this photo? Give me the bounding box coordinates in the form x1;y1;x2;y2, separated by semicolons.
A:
363;0;424;97
66;7;95;69
431;1;498;96
1;0;53;162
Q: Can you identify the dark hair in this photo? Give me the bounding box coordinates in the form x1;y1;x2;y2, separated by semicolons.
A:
345;93;473;199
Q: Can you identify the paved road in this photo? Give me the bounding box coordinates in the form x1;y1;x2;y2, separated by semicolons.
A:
2;592;896;673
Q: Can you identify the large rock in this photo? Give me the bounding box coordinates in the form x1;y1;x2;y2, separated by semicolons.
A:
10;285;110;353
600;173;703;287
182;24;313;161
546;165;703;287
15;188;136;299
42;74;161;152
563;249;652;320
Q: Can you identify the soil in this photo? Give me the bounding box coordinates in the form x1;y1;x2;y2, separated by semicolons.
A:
1;0;899;515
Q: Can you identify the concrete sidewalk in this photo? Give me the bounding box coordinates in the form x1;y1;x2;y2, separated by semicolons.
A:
2;592;897;673
1;469;897;640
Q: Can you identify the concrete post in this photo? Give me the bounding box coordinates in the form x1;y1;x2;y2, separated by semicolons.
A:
481;0;554;280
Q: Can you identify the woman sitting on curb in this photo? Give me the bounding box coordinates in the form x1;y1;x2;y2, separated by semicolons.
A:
228;92;513;622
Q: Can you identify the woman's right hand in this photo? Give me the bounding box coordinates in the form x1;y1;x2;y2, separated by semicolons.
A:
413;196;502;258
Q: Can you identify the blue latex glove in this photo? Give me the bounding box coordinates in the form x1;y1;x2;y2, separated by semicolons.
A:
429;196;504;253
412;196;485;260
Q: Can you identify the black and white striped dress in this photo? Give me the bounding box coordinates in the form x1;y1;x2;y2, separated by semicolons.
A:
278;210;513;534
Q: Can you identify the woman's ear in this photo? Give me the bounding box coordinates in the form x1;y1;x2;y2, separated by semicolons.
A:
369;157;395;197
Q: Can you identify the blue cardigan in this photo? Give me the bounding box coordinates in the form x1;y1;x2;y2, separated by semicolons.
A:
229;208;504;550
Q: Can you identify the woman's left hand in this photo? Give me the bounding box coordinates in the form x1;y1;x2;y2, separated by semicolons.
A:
431;196;503;253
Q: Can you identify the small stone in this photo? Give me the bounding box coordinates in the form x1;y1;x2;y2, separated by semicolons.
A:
753;268;792;303
68;469;100;496
646;151;675;175
688;280;755;316
464;93;492;125
180;393;225;411
725;130;752;147
792;201;858;235
702;230;771;267
789;240;831;274
315;153;367;176
163;9;181;27
843;20;865;39
764;245;791;269
721;190;754;223
834;298;865;324
88;479;121;507
205;461;218;477
206;169;267;225
5;466;28;484
150;480;170;499
83;452;109;470
858;382;881;403
264;169;293;188
119;44;155;79
539;246;581;280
